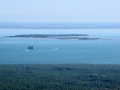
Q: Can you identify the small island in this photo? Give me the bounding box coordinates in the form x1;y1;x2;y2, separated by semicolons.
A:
5;34;101;40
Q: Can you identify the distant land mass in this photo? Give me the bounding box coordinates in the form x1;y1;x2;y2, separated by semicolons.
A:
6;34;101;40
0;22;120;29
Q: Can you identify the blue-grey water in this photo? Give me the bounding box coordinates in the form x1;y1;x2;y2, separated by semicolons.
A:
0;29;120;64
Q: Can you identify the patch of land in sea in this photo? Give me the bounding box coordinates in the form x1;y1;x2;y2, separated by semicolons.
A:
5;34;103;40
0;64;120;90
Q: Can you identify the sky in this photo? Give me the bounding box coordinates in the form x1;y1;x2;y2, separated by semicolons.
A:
0;0;120;23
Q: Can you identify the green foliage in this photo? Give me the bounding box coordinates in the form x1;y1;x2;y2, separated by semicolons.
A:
0;64;120;90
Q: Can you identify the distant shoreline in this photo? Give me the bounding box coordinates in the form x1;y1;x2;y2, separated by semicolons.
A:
0;22;120;29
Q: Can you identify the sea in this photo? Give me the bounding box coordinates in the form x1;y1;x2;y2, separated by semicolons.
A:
0;23;120;64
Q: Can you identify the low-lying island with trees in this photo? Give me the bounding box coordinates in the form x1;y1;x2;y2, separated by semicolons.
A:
5;34;101;40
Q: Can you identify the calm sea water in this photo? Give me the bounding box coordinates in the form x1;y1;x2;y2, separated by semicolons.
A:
0;29;120;64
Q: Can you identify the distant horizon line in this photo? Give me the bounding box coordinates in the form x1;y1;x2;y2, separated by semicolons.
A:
0;22;120;24
0;22;120;29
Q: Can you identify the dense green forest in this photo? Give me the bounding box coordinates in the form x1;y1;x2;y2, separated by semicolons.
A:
0;64;120;90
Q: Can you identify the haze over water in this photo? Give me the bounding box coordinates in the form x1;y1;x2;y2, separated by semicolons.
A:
0;23;120;64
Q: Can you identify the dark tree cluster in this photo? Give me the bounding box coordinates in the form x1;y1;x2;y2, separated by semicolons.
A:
0;64;120;90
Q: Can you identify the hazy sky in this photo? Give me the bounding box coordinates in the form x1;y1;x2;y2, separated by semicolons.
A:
0;0;120;22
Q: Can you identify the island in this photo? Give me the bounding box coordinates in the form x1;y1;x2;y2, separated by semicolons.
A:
5;34;101;40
